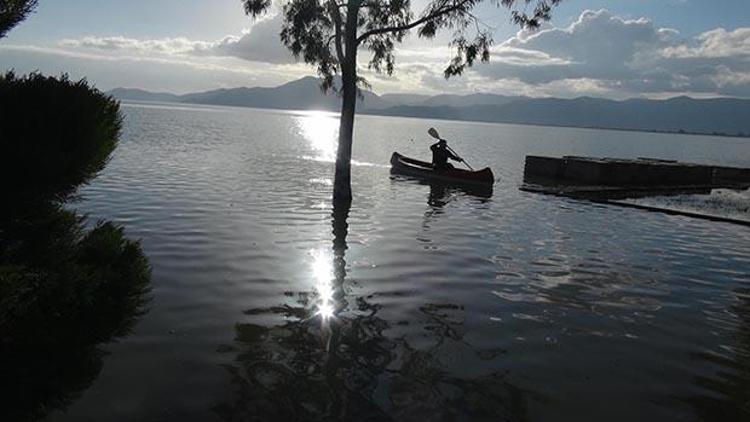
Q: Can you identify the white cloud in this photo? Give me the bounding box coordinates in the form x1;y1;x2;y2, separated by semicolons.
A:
469;9;750;97
661;28;750;59
60;36;209;54
2;43;264;76
2;8;749;98
190;13;292;64
0;43;307;93
476;10;674;84
489;47;572;67
58;12;291;65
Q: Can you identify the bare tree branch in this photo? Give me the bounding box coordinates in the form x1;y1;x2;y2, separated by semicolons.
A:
328;0;346;64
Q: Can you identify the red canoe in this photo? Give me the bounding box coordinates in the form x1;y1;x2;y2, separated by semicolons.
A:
390;152;494;187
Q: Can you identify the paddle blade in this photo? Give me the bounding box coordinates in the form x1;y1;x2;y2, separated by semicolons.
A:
427;127;440;139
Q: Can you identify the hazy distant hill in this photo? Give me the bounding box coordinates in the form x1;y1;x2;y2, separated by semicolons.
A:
180;76;390;110
378;93;431;106
108;88;181;103
419;93;522;108
110;77;389;111
108;77;750;137
373;96;750;136
377;92;520;108
376;92;523;108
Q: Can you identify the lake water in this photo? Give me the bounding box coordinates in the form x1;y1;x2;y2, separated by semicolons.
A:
49;102;750;421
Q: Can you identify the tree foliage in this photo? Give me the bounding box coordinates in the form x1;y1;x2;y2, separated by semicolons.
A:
0;0;38;38
242;0;562;90
0;71;123;207
241;0;562;201
1;3;151;417
0;71;150;420
0;208;151;421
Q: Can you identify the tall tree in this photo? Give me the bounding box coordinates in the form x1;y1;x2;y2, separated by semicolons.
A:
0;0;38;38
241;0;561;202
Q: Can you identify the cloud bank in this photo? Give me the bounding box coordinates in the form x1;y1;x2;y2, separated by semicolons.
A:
59;13;291;64
475;9;750;97
2;9;748;97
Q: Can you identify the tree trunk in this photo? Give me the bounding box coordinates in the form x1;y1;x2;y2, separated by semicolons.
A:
333;1;360;204
333;68;356;203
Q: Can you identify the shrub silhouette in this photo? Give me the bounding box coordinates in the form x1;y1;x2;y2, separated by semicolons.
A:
0;209;151;421
0;71;122;207
0;73;150;421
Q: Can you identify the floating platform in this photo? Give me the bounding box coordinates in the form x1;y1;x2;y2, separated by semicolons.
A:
521;156;750;225
522;155;750;199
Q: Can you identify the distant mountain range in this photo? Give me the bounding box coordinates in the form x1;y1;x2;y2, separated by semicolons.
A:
109;77;390;111
108;77;750;137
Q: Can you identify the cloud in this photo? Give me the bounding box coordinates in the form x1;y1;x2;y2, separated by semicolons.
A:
471;9;750;97
59;13;292;65
3;43;266;76
661;28;750;59
361;9;749;98
0;10;305;94
0;43;307;94
476;10;674;84
4;8;749;98
190;13;292;64
60;36;209;54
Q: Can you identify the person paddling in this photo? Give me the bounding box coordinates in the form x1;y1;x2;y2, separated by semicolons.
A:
430;139;463;170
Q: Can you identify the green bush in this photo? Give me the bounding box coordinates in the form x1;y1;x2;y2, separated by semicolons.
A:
0;213;151;348
0;73;150;421
0;209;151;421
0;71;122;206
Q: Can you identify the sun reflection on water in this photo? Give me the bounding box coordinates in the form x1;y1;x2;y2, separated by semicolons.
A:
295;112;339;162
310;249;336;321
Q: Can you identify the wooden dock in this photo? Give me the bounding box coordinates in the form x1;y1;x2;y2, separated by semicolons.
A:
522;156;750;199
521;156;750;225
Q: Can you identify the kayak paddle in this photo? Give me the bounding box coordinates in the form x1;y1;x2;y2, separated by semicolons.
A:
427;127;474;171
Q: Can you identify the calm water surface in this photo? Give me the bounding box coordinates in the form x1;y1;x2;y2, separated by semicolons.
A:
50;102;750;421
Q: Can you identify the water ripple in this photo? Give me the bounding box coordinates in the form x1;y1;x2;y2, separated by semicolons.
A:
54;103;750;421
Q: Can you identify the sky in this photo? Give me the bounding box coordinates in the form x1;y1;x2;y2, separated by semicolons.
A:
1;0;748;99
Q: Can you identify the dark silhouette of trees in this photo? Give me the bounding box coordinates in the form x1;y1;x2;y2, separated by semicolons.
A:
0;0;37;38
0;71;151;421
0;213;151;421
1;72;122;207
241;0;561;202
0;8;150;420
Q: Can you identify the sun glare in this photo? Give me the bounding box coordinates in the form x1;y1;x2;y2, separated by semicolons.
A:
310;248;336;321
296;112;339;162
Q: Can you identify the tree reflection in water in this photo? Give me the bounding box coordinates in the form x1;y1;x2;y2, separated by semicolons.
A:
687;285;750;420
216;198;539;421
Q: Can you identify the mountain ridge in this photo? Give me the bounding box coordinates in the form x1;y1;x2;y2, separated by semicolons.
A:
108;78;750;137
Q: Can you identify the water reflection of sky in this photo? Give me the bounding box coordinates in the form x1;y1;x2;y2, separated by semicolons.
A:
296;112;344;323
294;111;388;168
62;105;750;421
295;112;339;163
